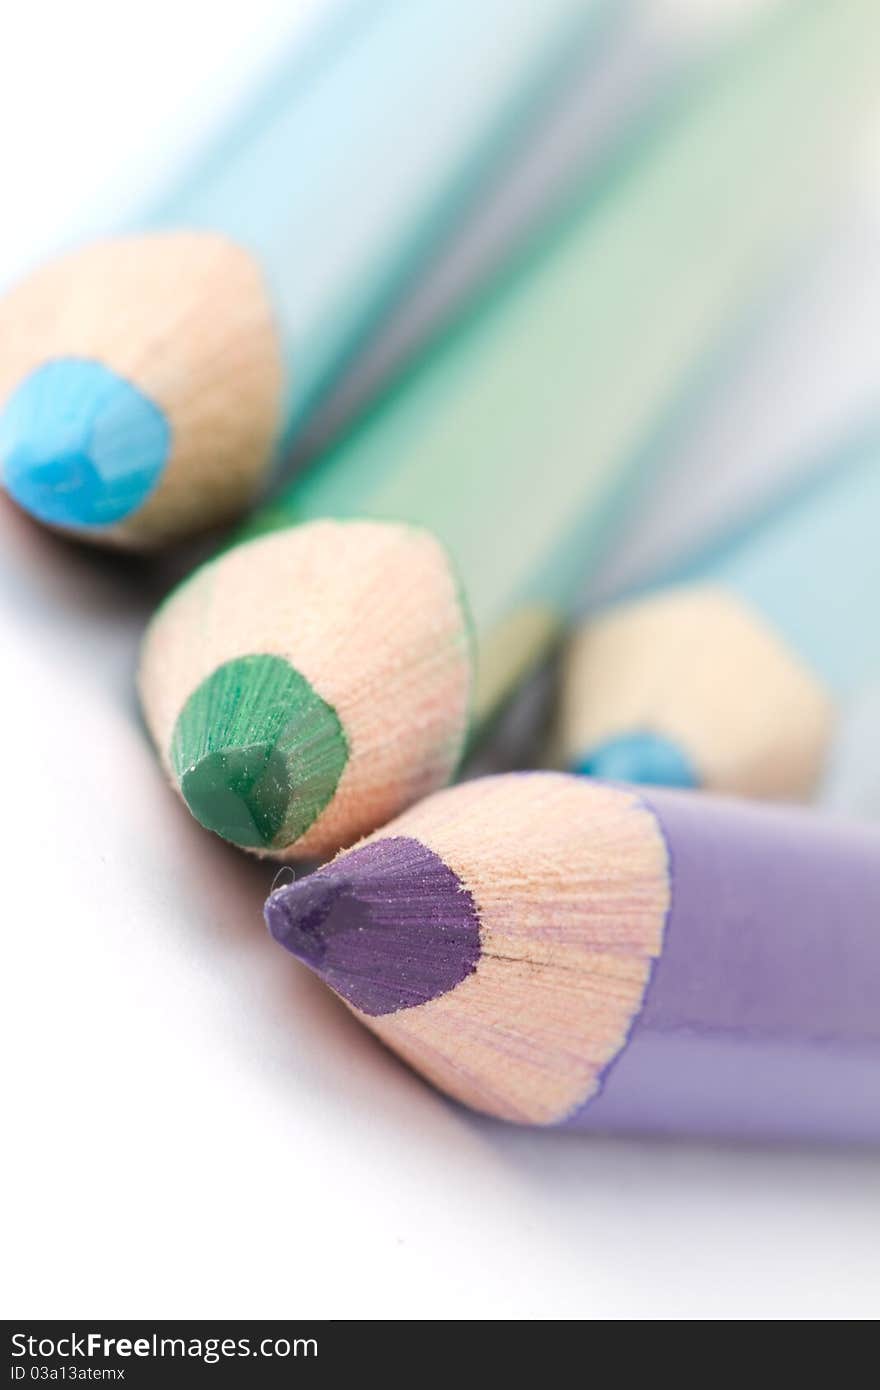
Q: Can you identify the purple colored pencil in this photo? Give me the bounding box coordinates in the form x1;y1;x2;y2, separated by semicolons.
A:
265;773;880;1142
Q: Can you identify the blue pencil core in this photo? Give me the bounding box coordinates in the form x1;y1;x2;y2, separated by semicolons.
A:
0;358;171;528
574;730;699;789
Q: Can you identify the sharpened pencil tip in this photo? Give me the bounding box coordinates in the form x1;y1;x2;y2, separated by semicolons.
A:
0;358;170;528
265;873;350;968
181;743;292;850
265;836;482;1016
170;654;349;853
574;730;699;789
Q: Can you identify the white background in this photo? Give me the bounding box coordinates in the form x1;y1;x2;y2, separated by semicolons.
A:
1;0;879;1321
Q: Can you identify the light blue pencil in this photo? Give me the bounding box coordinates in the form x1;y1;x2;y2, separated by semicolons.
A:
0;0;626;547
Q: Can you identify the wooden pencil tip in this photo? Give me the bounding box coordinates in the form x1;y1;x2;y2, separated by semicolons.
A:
0;232;284;545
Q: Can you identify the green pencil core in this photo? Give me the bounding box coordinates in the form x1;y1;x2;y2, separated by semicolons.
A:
171;654;348;851
181;744;292;848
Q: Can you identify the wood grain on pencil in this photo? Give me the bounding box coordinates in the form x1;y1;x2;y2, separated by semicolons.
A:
139;521;472;858
0;234;284;546
265;772;880;1141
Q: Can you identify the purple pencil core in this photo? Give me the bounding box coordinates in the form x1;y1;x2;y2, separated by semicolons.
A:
264;836;482;1016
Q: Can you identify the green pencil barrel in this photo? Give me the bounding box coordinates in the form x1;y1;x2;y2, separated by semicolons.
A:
240;0;880;726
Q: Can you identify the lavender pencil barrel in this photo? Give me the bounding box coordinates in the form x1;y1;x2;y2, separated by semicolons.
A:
265;773;880;1143
570;788;880;1142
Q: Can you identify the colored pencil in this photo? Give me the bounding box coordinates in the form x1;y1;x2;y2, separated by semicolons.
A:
0;0;607;546
265;772;880;1141
558;437;880;799
139;0;879;860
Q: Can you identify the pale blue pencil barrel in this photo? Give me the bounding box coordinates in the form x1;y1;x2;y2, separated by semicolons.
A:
560;435;880;799
153;0;613;439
